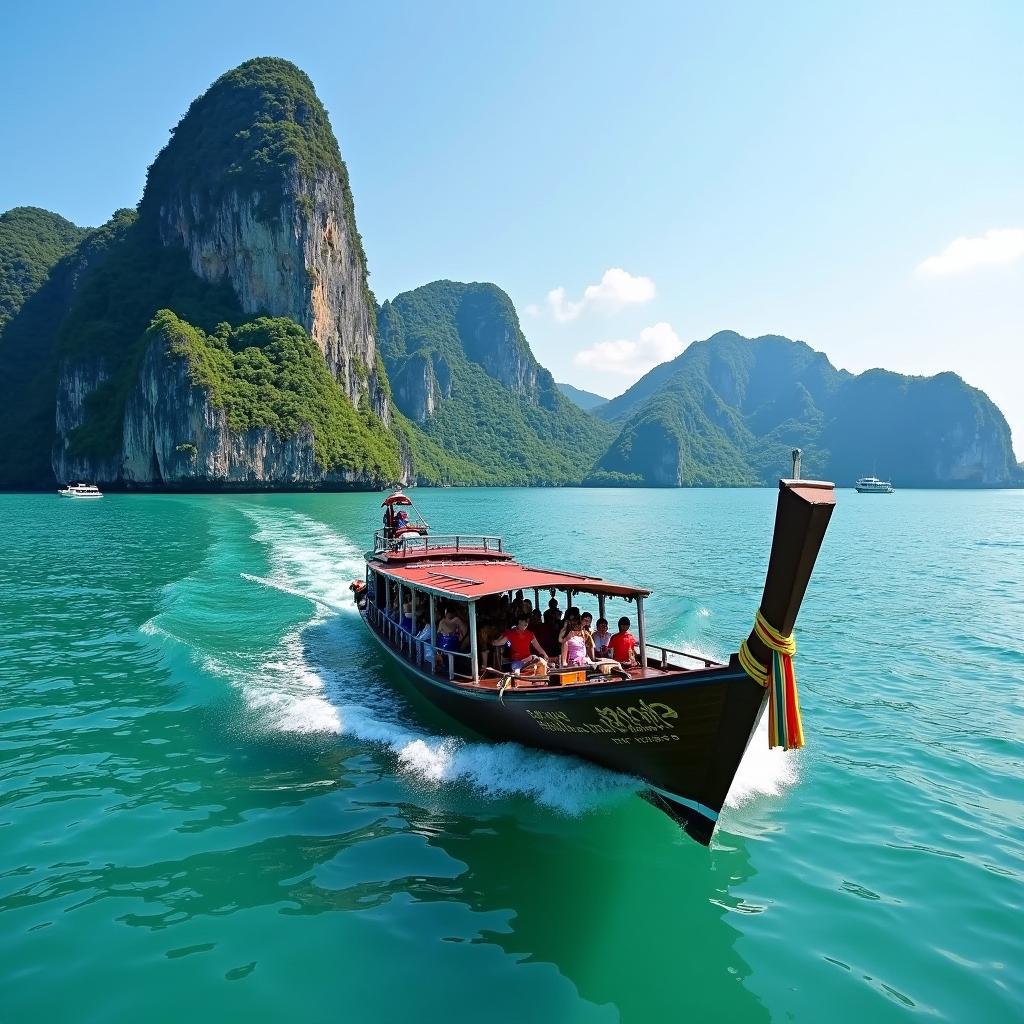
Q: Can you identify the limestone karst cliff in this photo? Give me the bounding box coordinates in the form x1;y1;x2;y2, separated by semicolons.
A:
141;58;383;414
48;58;395;488
115;312;405;488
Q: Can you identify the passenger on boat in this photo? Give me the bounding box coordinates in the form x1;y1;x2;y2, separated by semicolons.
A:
476;616;501;671
558;609;586;645
544;598;561;627
608;617;642;666
400;600;414;634
415;621;434;665
561;619;596;668
436;607;468;654
493;614;548;673
592;618;612;657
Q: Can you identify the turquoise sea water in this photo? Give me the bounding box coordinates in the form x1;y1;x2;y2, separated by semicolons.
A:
1;488;1022;1022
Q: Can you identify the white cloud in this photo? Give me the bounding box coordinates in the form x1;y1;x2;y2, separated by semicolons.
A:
523;303;542;317
547;267;656;322
916;228;1024;277
573;322;684;376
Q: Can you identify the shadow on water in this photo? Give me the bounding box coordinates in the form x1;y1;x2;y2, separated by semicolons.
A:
393;800;772;1023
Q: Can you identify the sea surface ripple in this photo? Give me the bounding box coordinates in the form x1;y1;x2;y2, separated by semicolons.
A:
1;488;1021;1022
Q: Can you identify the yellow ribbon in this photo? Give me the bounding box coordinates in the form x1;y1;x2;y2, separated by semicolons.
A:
738;610;804;750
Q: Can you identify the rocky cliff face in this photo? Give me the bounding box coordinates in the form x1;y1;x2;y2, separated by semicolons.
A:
53;358;120;484
48;58;394;487
453;286;540;397
389;350;452;424
156;166;383;415
55;333;409;488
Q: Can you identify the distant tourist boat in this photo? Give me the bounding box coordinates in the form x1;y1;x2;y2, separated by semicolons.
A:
352;453;835;846
855;475;894;493
58;482;103;498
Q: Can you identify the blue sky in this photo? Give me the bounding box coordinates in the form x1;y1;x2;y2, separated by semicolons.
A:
4;0;1022;456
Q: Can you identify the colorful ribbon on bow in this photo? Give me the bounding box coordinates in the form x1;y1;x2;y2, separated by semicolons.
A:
738;609;804;750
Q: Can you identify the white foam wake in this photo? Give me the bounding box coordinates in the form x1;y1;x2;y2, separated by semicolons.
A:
725;715;799;808
660;633;799;810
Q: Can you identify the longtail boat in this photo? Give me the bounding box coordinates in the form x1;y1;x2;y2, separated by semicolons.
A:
352;454;835;845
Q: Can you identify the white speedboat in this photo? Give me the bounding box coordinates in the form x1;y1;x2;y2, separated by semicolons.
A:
855;475;894;493
58;482;104;498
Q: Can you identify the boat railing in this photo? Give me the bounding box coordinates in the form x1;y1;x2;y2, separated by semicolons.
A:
365;602;476;682
373;531;505;557
645;643;719;670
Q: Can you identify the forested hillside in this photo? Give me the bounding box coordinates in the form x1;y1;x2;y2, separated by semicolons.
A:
0;208;88;333
592;331;1020;487
378;281;614;485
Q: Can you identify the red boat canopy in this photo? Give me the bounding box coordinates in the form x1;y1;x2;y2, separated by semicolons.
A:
371;560;650;601
381;493;413;507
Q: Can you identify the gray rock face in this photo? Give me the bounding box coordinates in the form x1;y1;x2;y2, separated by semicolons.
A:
379;281;558;426
57;337;408;488
51;168;392;487
158;168;383;414
391;351;452;423
457;307;537;395
53;358;120;484
930;420;1014;485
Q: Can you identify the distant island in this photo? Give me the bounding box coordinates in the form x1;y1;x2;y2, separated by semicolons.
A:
557;383;608;412
0;57;1019;490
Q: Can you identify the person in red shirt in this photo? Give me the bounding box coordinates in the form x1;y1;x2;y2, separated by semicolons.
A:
492;614;548;674
607;616;642;666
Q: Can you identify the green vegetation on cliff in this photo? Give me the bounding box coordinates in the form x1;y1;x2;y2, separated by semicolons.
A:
0;210;137;486
594;331;1021;487
557;382;608;412
61;56;380;466
62;214;242;458
379;281;614;485
390;413;490;487
152;310;401;478
0;208;88;333
141;56;371;304
144;58;341;220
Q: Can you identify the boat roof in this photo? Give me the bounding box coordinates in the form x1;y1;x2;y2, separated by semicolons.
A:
371;559;650;601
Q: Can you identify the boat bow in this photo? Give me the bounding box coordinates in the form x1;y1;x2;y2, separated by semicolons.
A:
737;478;836;748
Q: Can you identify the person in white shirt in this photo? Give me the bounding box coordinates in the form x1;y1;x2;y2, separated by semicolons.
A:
415;621;434;665
592;617;612;657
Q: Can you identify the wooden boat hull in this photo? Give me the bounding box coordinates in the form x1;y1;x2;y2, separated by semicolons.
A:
359;607;764;845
